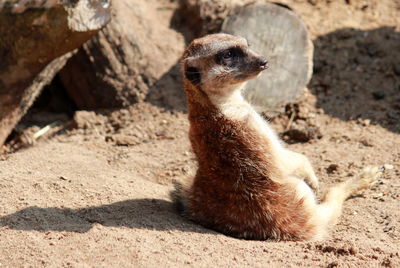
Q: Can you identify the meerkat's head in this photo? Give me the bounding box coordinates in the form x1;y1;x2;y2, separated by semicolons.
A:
181;33;268;99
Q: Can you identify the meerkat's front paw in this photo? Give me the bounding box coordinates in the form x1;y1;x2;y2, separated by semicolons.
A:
347;166;382;195
282;150;320;192
304;174;319;192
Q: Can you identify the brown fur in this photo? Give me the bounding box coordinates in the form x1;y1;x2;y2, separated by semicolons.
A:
185;83;315;240
178;33;380;241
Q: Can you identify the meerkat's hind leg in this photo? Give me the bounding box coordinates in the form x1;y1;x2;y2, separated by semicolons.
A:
343;166;382;196
312;166;382;239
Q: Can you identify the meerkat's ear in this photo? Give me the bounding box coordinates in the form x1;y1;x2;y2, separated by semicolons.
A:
185;66;201;85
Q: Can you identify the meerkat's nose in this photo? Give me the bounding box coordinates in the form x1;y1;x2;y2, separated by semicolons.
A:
258;58;269;70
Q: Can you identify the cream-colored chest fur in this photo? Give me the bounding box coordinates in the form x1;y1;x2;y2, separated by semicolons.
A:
208;87;322;188
209;89;285;159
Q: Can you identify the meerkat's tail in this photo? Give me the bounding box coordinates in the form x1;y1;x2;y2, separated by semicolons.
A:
170;180;189;216
312;166;382;239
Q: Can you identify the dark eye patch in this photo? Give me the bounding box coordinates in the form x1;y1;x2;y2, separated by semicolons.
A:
215;47;244;65
185;66;201;85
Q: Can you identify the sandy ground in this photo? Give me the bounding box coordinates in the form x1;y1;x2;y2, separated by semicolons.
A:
1;0;400;267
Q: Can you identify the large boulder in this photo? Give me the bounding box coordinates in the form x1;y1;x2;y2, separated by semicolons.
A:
59;0;185;109
0;0;111;148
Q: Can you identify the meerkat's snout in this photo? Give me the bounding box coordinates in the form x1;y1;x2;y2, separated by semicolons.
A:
231;53;269;83
221;46;268;83
246;55;269;77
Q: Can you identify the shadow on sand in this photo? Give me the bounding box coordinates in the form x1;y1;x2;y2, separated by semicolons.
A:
309;26;400;133
0;198;212;234
146;25;400;134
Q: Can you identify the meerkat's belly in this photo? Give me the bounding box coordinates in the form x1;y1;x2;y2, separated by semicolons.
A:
187;177;315;240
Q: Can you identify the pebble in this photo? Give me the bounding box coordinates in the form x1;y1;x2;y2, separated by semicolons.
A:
387;112;399;120
363;119;371;126
357;118;370;126
383;164;394;170
372;91;385;100
372;193;384;198
326;164;339;174
393;65;400;76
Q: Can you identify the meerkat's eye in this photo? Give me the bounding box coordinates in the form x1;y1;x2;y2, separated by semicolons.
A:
222;50;233;59
216;47;244;65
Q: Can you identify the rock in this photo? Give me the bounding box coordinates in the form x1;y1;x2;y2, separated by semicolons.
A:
383;164;394;170
357;118;371;126
360;139;373;147
372;91;385;100
283;123;322;143
59;0;185;109
0;0;111;148
73;111;106;129
326;164;339;174
289;129;321;143
393;65;400;76
386;112;400;121
111;135;140;146
179;0;241;35
222;2;313;114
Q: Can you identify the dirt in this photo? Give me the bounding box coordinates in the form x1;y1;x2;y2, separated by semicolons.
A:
1;0;400;267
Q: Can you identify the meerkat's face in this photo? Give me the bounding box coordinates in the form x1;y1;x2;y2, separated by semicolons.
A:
182;33;268;97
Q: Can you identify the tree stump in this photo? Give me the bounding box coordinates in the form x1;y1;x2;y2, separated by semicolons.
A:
59;0;185;110
0;0;111;148
222;2;313;114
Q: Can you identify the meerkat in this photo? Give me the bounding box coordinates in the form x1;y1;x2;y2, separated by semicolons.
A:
176;33;381;241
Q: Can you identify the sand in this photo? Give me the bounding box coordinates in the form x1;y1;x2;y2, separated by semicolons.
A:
1;0;400;267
